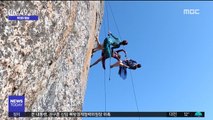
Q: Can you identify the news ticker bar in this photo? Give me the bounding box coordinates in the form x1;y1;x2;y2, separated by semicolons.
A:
9;112;204;117
8;16;38;20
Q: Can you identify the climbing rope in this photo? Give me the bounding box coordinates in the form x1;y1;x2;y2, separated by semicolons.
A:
106;2;110;32
103;12;107;38
103;4;108;120
104;70;107;120
105;2;112;81
104;2;140;119
108;2;122;40
130;70;141;120
110;8;140;110
109;59;112;80
108;2;128;60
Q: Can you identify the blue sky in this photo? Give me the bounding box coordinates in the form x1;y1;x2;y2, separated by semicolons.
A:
83;1;213;120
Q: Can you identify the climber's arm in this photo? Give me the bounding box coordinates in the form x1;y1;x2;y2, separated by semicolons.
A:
116;49;127;56
111;45;120;53
109;33;119;40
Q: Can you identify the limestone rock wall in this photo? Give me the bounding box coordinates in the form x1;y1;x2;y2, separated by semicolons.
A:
0;1;104;119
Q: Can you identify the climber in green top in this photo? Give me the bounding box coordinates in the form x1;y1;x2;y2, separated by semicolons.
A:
92;32;128;58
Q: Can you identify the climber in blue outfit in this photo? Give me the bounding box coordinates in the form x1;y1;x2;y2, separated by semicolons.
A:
90;49;127;69
92;32;128;58
110;59;141;79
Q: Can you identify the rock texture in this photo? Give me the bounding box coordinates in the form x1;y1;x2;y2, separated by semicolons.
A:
0;1;104;119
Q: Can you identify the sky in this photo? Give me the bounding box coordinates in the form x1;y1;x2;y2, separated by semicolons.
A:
83;1;213;120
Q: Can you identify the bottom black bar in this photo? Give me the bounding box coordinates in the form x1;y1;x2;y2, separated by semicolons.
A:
8;112;205;117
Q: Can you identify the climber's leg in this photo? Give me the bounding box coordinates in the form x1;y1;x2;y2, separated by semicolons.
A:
110;60;129;68
90;56;103;68
110;61;121;68
92;36;103;54
102;56;107;70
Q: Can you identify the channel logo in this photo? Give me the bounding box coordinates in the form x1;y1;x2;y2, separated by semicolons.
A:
8;96;25;117
183;9;200;15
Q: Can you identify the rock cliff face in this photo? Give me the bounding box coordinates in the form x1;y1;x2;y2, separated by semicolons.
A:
0;1;104;119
